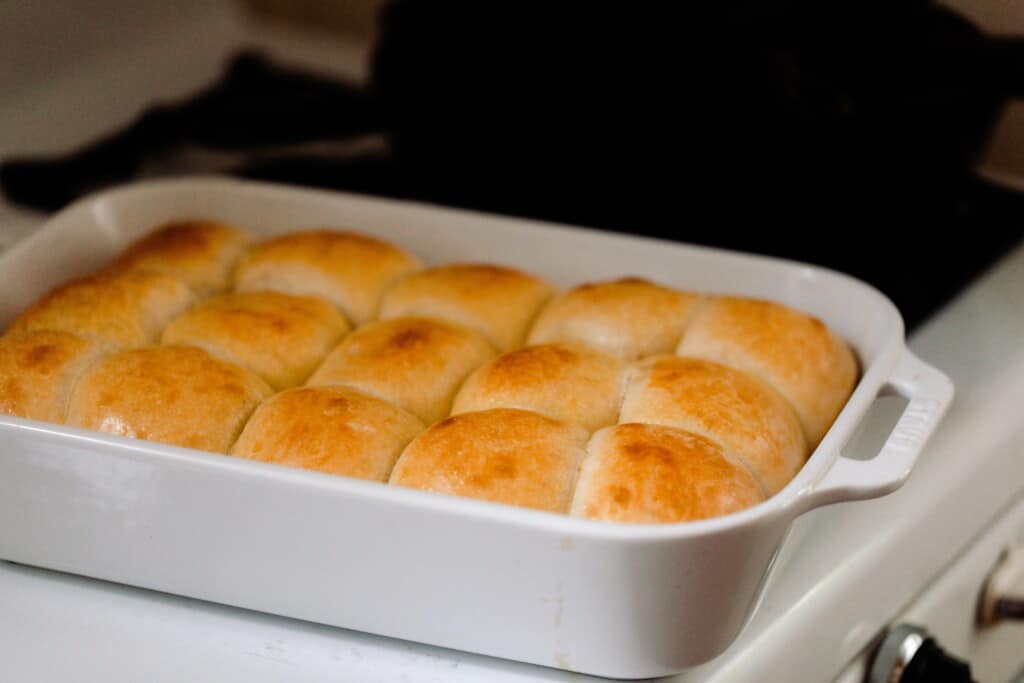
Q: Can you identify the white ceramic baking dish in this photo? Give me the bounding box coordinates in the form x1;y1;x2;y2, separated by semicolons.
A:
0;178;952;679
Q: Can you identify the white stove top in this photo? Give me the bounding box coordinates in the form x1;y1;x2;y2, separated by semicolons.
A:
2;2;1022;680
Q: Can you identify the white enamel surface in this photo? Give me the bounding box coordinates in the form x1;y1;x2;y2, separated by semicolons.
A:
0;178;950;677
893;498;1024;683
1;3;1014;680
2;243;1019;683
679;243;1024;682
794;348;953;511
1;243;1020;683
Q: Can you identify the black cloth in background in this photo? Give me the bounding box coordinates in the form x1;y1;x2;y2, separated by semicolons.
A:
2;1;1023;329
369;1;1024;328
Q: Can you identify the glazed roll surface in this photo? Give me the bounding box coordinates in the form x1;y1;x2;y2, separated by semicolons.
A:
676;296;858;446
528;277;698;359
232;386;425;482
378;264;554;352
620;355;807;494
390;408;589;513
162;290;351;390
0;330;109;423
106;220;251;296
571;423;765;524
5;271;196;348
233;229;421;325
307;316;495;425
65;345;272;453
452;343;627;432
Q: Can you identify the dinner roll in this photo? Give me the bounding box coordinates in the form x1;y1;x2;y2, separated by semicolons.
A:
106;220;251;296
0;330;109;423
377;264;554;352
528;278;699;359
5;271;195;348
66;345;272;453
233;229;420;325
571;423;765;524
231;386;424;482
306;317;495;425
390;408;589;513
161;291;351;391
676;296;858;446
620;356;807;494
452;343;627;432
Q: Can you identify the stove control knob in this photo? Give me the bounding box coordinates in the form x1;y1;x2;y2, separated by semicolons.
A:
868;624;974;683
978;545;1024;626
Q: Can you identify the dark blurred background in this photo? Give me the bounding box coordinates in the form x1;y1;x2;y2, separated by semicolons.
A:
1;0;1022;329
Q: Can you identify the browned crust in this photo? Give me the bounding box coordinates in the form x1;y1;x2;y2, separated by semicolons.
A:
571;423;765;523
527;277;699;359
0;330;110;423
452;343;627;432
620;355;807;494
390;408;589;513
677;296;858;446
378;263;555;351
231;386;425;481
162;291;350;390
106;220;252;295
233;229;421;324
307;316;496;424
65;345;272;453
5;271;196;348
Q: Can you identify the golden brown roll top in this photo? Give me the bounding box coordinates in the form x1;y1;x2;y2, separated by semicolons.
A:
233;229;421;325
620;356;807;494
306;316;495;425
0;211;861;525
5;271;196;348
231;386;425;482
676;296;858;447
65;345;272;453
527;277;699;359
571;423;765;524
161;291;351;391
377;264;555;352
390;408;589;513
452;343;627;432
106;220;252;296
0;330;109;423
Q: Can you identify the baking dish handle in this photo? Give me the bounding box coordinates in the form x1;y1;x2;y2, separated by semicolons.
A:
797;348;954;512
